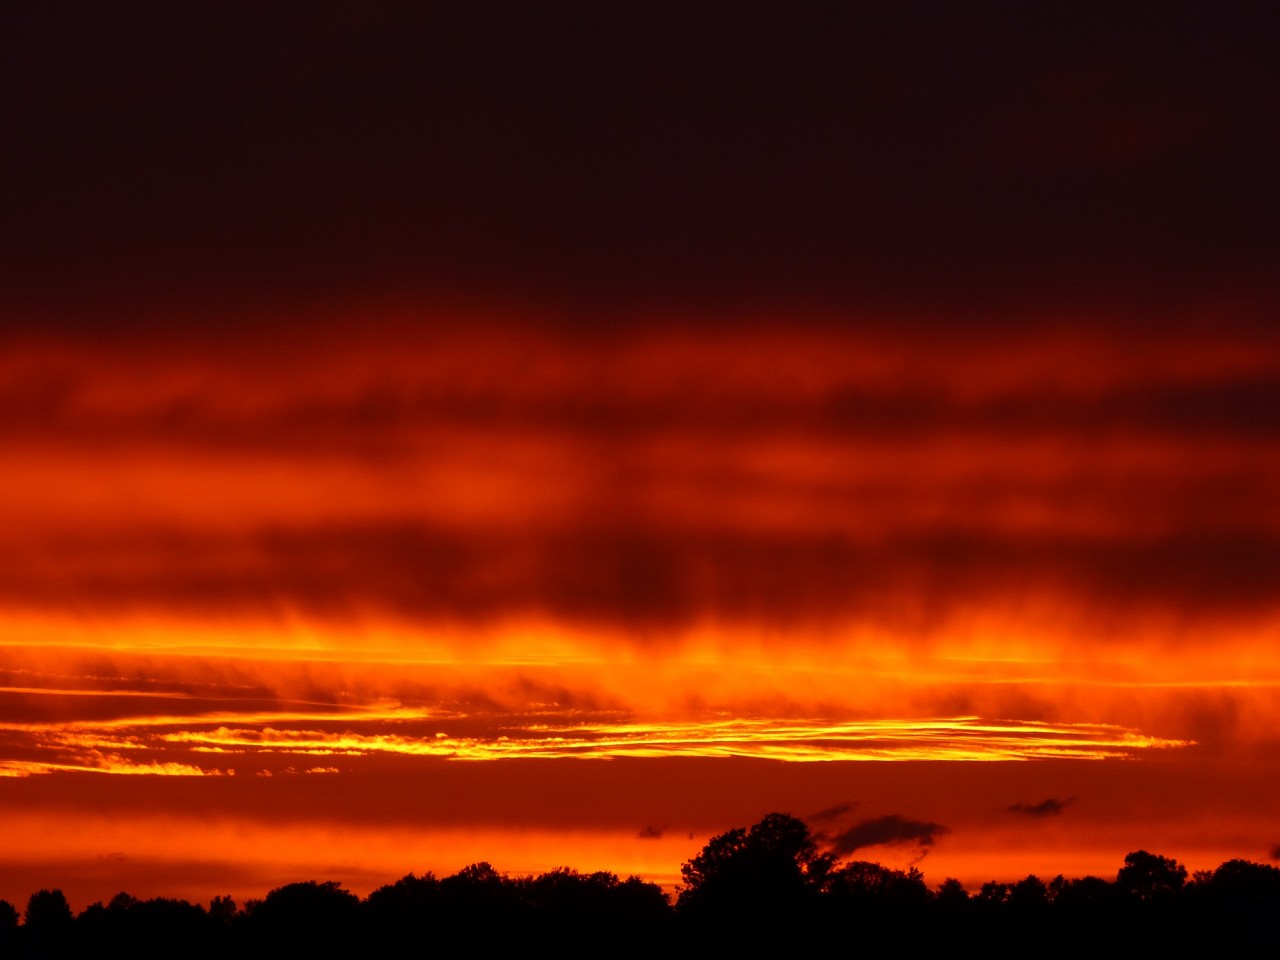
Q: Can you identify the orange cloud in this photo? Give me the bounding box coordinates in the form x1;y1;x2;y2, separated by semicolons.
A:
0;307;1275;907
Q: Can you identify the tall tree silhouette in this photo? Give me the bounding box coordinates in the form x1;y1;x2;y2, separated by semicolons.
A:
1116;851;1187;904
246;880;361;958
23;889;73;957
0;898;17;951
677;812;830;920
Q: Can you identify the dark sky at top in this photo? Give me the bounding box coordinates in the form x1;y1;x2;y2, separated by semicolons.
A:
3;1;1278;330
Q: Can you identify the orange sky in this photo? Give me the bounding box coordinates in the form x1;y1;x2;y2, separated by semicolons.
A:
0;304;1278;909
3;1;1279;915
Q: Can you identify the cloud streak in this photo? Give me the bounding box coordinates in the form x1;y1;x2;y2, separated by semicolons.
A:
1008;797;1076;817
1;325;1277;652
0;694;1192;775
828;815;950;857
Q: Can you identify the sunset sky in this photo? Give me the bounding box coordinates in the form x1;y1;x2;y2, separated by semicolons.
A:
2;2;1279;909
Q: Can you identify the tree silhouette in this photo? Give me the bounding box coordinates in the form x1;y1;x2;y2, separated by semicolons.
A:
823;859;930;912
677;812;829;920
1008;874;1049;911
76;893;212;959
438;860;525;936
365;872;440;916
7;832;1280;952
247;880;361;957
1192;857;1280;930
363;872;441;950
975;881;1011;908
1052;875;1121;913
0;899;17;950
526;868;622;916
24;888;73;930
518;868;671;949
209;894;237;925
935;877;970;912
23;889;74;957
1116;850;1187;904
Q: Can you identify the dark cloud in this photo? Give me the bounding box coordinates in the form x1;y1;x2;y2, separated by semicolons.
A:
5;339;1280;447
3;524;1279;632
807;802;860;824
1269;845;1280;862
828;815;949;857
3;320;1277;634
1008;797;1075;818
636;825;664;840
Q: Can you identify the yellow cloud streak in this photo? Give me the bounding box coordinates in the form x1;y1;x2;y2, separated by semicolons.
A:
0;757;217;778
0;686;197;698
0;704;436;735
159;716;1190;763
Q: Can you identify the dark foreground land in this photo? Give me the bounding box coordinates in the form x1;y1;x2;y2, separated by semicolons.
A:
4;814;1278;957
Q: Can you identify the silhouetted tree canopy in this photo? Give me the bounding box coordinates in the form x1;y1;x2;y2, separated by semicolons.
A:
23;889;72;932
1116;850;1188;904
677;812;830;919
209;894;237;924
1009;874;1049;911
522;867;668;921
935;877;970;911
0;898;17;951
365;870;440;916
75;893;214;960
245;880;361;958
1052;874;1124;913
8;820;1280;954
1191;857;1280;928
976;880;1011;908
822;859;930;912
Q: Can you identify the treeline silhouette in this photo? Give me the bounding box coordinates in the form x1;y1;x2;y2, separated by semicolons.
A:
4;813;1279;957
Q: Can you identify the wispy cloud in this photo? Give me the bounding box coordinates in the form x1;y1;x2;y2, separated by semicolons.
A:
1008;797;1076;817
828;815;950;857
0;757;219;778
807;801;860;824
130;716;1194;766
